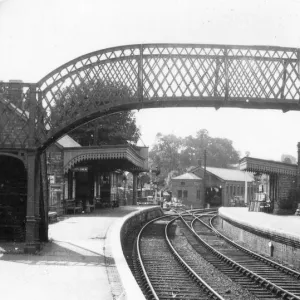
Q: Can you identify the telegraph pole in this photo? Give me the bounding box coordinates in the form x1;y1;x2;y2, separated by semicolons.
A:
203;149;207;206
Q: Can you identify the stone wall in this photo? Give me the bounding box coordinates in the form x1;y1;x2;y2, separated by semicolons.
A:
216;216;300;270
120;206;164;247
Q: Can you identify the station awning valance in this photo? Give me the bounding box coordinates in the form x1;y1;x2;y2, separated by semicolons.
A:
63;145;148;173
239;157;297;176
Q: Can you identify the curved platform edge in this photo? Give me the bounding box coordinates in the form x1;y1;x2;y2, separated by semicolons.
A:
218;207;300;246
109;206;164;300
218;207;300;269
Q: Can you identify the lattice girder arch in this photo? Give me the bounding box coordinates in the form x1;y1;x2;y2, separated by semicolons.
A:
35;43;300;149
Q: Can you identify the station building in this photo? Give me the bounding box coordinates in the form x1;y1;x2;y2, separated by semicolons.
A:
171;167;255;208
47;138;148;215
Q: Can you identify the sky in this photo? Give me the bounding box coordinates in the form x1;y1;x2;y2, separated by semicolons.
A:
0;0;300;161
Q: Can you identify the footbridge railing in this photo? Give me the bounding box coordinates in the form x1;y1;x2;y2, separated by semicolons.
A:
0;44;299;149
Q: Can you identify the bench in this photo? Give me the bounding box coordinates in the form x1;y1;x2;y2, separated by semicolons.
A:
64;199;83;214
259;201;272;213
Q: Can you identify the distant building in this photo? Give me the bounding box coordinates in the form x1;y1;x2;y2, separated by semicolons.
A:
171;173;202;208
171;167;256;208
191;166;255;207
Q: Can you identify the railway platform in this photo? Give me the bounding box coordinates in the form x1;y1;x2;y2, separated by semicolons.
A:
0;206;158;300
219;207;300;240
218;207;300;269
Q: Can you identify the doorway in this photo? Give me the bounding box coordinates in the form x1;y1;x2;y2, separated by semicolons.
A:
0;155;27;241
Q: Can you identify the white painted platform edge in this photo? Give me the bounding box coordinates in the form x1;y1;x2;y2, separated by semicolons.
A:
110;206;161;300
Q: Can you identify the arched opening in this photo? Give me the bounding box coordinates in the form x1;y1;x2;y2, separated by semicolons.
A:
0;155;27;241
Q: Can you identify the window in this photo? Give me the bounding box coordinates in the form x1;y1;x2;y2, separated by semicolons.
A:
183;190;188;198
233;186;236;195
241;187;244;195
197;190;201;199
180;181;185;186
237;186;240;195
178;190;182;198
226;186;228;195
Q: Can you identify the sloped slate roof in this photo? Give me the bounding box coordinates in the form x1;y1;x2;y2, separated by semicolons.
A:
173;172;202;180
56;135;81;148
206;167;254;182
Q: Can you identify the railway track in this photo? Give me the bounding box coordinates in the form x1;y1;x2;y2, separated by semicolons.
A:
134;214;225;300
179;212;300;300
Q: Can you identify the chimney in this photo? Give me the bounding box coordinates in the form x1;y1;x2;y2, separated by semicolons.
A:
8;80;23;108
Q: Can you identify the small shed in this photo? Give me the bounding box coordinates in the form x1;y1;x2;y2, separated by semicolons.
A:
171;172;203;208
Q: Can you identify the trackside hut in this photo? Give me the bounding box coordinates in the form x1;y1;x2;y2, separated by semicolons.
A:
191;166;255;206
171;173;202;208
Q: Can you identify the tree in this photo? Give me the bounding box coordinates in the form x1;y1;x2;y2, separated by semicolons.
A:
149;133;183;184
69;111;140;146
51;78;140;145
149;130;240;188
137;173;150;191
281;154;297;164
180;129;240;169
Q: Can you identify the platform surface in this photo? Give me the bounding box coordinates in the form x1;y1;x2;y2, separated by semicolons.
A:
0;206;152;300
219;207;300;241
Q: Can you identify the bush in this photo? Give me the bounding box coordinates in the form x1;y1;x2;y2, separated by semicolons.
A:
277;188;300;210
277;197;293;210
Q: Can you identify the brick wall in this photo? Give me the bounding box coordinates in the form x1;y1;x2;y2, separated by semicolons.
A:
0;101;29;147
278;174;296;199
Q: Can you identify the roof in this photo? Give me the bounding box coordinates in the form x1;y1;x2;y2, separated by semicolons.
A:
173;172;202;180
239;156;297;176
56;135;81;148
205;166;254;182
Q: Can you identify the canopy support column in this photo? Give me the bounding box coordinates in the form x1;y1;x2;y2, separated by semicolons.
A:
132;172;138;205
25;150;41;253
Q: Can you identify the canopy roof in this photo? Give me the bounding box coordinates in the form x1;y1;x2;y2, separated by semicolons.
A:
63;144;148;173
239;156;297;176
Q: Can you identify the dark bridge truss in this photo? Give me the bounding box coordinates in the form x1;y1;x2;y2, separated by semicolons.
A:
0;44;300;150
